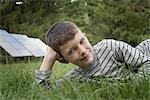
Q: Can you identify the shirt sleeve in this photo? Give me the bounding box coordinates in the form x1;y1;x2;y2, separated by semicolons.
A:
105;39;150;68
63;68;101;84
35;68;102;89
135;39;150;57
35;70;52;89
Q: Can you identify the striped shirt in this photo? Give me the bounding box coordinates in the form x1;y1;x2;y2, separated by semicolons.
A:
36;39;150;88
64;39;150;80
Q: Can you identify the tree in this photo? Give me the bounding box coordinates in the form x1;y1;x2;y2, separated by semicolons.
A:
86;0;150;46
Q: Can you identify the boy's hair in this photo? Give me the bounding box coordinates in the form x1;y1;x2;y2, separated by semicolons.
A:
46;21;80;53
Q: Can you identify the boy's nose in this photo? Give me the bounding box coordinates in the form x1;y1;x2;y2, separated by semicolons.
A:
79;45;86;56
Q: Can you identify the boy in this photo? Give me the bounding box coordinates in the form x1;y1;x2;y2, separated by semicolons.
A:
35;21;150;89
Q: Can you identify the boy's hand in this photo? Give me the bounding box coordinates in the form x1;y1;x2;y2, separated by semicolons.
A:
46;45;57;60
56;54;69;64
39;46;57;71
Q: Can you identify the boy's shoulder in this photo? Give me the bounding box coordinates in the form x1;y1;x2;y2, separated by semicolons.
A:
93;39;119;46
64;67;82;78
93;39;112;47
93;39;106;47
93;39;119;51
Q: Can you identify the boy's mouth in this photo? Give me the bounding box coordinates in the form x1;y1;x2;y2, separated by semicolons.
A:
81;54;89;61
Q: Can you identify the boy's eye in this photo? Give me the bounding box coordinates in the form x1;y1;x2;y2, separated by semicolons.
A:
68;47;77;55
80;38;85;44
68;48;75;55
69;50;73;55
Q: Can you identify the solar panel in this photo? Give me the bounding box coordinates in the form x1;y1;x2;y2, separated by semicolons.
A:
0;36;19;42
0;29;47;57
12;34;28;41
0;30;33;57
0;42;24;49
12;34;46;57
28;38;47;57
5;48;32;57
0;30;10;36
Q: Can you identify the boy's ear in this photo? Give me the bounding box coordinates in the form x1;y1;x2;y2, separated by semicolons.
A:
56;53;69;64
83;32;87;36
58;57;69;63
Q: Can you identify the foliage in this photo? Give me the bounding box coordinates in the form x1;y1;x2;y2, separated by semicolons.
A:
0;62;150;99
86;0;150;46
0;0;149;62
1;0;149;44
0;1;150;99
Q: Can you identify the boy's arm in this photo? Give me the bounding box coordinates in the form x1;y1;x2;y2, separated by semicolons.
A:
61;68;102;85
35;46;57;89
106;39;150;68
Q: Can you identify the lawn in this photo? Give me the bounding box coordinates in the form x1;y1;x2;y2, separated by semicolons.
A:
0;61;149;100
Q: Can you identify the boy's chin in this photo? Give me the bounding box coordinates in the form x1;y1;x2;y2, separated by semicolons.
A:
87;53;94;64
87;57;93;65
80;56;94;68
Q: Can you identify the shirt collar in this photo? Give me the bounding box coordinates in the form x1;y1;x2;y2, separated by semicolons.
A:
79;48;97;72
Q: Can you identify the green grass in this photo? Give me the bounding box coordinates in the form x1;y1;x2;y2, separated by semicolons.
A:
0;62;149;100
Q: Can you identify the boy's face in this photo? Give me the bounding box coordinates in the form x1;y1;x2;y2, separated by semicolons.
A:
59;31;93;69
